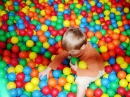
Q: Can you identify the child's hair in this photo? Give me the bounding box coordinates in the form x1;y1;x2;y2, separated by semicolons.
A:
62;27;87;51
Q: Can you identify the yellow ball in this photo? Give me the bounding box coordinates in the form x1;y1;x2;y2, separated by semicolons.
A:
116;57;124;64
11;37;19;44
124;7;129;13
95;20;101;25
75;4;82;9
6;1;13;6
75;19;81;25
7;67;15;73
90;1;96;6
64;83;71;91
103;73;109;78
114;94;121;97
104;0;109;3
58;8;64;12
58;3;64;8
26;0;31;5
51;55;56;61
51;16;57;21
128;83;130;89
34;85;40;90
63;67;71;75
26;40;34;47
15;65;23;73
66;75;74;83
78;61;87;69
43;42;50;49
125;37;129;43
7;82;16;90
63;20;70;27
25;82;34;92
41;24;48;32
38;65;46;72
101;94;109;97
119;79;128;87
111;8;116;13
104;10;110;16
100;45;108;53
29;52;37;60
120;62;128;69
22;8;28;14
40;10;45;16
95;79;101;86
117;21;123;26
126;74;130;82
113;28;120;34
0;10;6;16
31;77;40;86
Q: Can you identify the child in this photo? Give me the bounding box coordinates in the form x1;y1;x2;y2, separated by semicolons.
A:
39;27;105;97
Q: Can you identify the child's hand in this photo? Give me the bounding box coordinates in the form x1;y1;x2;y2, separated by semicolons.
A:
39;67;51;79
70;62;78;71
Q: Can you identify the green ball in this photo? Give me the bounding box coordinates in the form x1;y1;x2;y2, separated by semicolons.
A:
89;21;96;26
89;83;98;90
0;61;6;69
23;91;32;97
115;15;122;21
0;5;4;10
36;41;43;47
104;3;110;10
19;59;27;67
57;18;63;24
107;89;115;97
36;8;40;14
0;30;5;35
126;46;130;50
81;6;87;11
110;81;119;90
17;36;23;42
70;57;80;65
51;21;57;27
93;15;99;20
0;69;6;78
0;78;8;84
126;29;130;36
109;25;114;30
126;65;130;74
59;74;66;78
44;51;52;59
55;35;62;42
70;4;75;10
10;31;17;37
0;35;7;42
31;46;40;53
20;45;29;51
74;8;80;14
6;33;11;38
7;19;14;25
17;42;23;47
23;36;30;42
126;12;130;19
121;42;128;49
56;24;62;30
90;36;98;44
14;6;20;11
100;29;106;36
31;20;39;26
122;31;127;35
6;43;13;50
70;84;77;93
9;16;15;20
15;15;20;21
99;86;107;93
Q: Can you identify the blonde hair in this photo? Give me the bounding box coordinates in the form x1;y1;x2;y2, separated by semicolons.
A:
62;27;87;50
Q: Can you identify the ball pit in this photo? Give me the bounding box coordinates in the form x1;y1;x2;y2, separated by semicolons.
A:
0;0;130;97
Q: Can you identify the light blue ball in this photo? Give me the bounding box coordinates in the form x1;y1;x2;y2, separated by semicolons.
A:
7;72;16;81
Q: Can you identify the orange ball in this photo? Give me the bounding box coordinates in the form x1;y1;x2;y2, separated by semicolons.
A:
112;33;119;40
70;13;77;20
54;85;62;92
30;69;38;77
107;29;113;35
95;31;102;39
98;40;106;47
108;50;116;57
113;39;120;46
48;78;57;87
45;7;52;15
117;70;126;79
87;31;94;38
107;42;115;50
58;77;67;86
119;34;127;42
39;35;47;42
70;20;76;26
48;70;53;78
27;60;36;69
36;30;44;37
85;88;94;97
19;51;28;58
124;56;130;64
28;11;34;18
2;56;11;64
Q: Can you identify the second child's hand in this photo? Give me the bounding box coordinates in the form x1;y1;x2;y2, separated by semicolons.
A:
70;62;78;71
39;67;51;79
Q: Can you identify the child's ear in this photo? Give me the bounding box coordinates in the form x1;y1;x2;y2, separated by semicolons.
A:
81;44;86;50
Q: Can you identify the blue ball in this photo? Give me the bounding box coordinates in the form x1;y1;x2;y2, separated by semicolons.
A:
20;94;28;97
58;92;67;97
112;23;118;28
110;13;115;19
124;24;129;30
80;23;85;28
17;19;24;24
13;1;19;6
45;20;51;26
52;70;61;78
7;72;16;81
48;37;56;45
16;88;23;96
24;74;31;82
8;25;15;31
32;35;38;42
18;23;25;30
9;89;18;97
111;19;116;23
86;3;91;9
95;25;101;31
97;2;102;8
36;24;42;30
62;58;70;65
101;78;110;87
23;66;31;75
64;9;70;15
40;47;46;54
57;12;63;16
44;31;51;38
38;81;47;89
108;57;116;65
32;90;41;97
108;73;117;82
81;17;87;23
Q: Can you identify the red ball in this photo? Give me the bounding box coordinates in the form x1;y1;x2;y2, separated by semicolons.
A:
80;10;87;17
59;29;65;36
11;52;18;58
48;26;54;31
48;46;56;54
94;88;102;97
104;36;113;43
42;86;51;95
126;90;130;97
29;24;36;30
11;58;19;67
117;87;126;96
101;52;110;61
19;29;27;36
27;29;34;37
12;45;19;53
0;41;6;49
2;14;9;21
51;30;58;37
112;64;121;72
1;23;8;31
24;21;30;28
15;80;23;88
67;92;76;97
3;50;11;57
57;63;64;70
35;55;43;64
105;65;113;74
51;88;59;97
16;73;25;81
96;8;103;14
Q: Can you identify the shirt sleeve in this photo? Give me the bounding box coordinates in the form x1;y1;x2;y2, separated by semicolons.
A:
76;49;100;77
49;50;69;70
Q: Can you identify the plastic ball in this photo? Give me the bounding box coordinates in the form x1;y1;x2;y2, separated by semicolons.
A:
101;78;110;87
7;72;16;81
117;70;126;79
110;81;119;90
0;61;7;69
112;64;121;72
11;36;19;44
53;70;61;78
100;45;108;53
70;84;77;93
90;36;98;44
94;88;103;97
117;87;126;96
64;83;71;91
25;82;34;92
42;86;51;96
108;57;116;65
85;88;94;97
63;20;70;27
0;69;6;78
16;72;25;81
31;77;40;86
26;40;34;47
23;66;32;75
66;75;74;83
70;57;80;65
67;92;76;97
78;61;87;69
119;79;128;87
58;91;67;97
51;88;59;97
105;65;113;73
15;65;23;73
32;90;41;97
48;78;57;88
7;66;15;73
108;73;117;82
58;77;67;86
9;89;18;97
126;74;130;82
41;24;48;32
7;82;16;90
63;67;71;75
95;79;101;86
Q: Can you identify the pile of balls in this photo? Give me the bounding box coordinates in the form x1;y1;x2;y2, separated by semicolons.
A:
0;0;130;97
